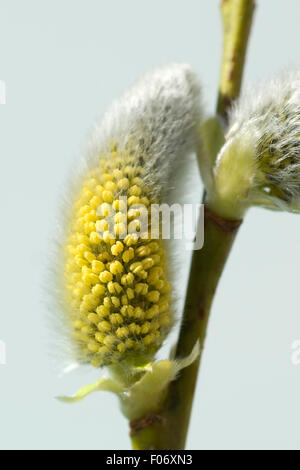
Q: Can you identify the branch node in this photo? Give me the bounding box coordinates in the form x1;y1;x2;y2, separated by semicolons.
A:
130;414;164;437
205;207;242;233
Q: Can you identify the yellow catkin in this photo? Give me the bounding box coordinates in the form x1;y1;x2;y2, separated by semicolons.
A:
63;150;172;367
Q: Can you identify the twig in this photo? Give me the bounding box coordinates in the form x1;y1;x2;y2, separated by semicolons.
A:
218;0;255;121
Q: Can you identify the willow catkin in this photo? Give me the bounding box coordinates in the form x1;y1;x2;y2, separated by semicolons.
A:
60;64;202;368
225;71;300;212
206;71;300;220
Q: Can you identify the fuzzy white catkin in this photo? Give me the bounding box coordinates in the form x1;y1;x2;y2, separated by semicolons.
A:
57;63;203;368
86;63;202;196
227;70;300;211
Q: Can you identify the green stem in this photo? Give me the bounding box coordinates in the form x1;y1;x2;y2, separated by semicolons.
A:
130;0;255;450
130;211;241;449
217;0;255;121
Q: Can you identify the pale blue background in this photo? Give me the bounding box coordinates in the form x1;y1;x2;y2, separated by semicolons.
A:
1;0;300;450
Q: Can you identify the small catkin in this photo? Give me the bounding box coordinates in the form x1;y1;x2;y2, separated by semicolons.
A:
60;64;202;367
226;70;300;211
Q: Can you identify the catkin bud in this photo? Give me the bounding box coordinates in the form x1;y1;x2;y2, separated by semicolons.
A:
59;64;202;368
209;71;300;219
